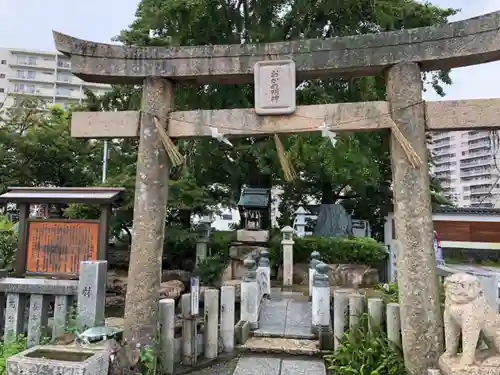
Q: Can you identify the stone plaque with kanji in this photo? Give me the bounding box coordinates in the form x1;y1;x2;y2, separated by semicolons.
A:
254;60;296;115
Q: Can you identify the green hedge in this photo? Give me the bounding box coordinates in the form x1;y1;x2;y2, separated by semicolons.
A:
269;235;388;268
161;228;236;267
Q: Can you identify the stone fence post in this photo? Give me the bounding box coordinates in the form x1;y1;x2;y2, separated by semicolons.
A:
77;260;107;330
241;258;259;329
195;237;209;267
309;251;320;300
281;226;294;288
204;289;219;359
159;298;175;374
257;249;271;299
220;286;235;353
312;263;332;349
311;262;329;333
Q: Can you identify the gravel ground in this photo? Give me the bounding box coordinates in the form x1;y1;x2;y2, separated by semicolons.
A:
183;357;239;375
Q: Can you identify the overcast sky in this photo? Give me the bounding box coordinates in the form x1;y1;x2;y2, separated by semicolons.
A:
0;0;498;101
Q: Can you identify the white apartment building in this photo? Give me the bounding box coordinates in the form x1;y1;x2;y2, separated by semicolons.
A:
430;130;500;208
0;47;110;109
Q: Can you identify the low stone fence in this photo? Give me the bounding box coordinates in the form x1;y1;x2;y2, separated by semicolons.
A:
158;252;271;374
158;287;236;374
310;260;402;350
0;261;107;347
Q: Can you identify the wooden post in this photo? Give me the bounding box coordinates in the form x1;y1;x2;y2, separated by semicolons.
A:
386;62;443;374
123;77;174;350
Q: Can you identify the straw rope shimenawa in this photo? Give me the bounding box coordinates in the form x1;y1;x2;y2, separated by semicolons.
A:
140;100;424;176
138;111;184;168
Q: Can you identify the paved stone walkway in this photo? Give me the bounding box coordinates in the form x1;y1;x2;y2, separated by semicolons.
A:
254;294;315;339
233;355;326;375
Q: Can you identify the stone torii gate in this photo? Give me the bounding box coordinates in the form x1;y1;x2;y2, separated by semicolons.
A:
54;10;500;374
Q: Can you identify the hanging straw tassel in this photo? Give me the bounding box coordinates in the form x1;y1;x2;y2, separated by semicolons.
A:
390;123;422;169
274;133;297;182
152;116;184;167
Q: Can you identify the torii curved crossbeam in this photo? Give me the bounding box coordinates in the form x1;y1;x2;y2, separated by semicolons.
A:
53;11;500;84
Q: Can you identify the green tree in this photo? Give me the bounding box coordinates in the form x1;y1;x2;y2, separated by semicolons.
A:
115;0;455;238
0;97;101;192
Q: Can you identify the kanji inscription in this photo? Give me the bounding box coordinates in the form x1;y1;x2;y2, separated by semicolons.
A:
254;60;296;115
26;221;99;276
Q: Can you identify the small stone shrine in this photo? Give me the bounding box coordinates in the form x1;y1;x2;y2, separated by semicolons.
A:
439;272;500;375
223;187;271;282
0;187;124;279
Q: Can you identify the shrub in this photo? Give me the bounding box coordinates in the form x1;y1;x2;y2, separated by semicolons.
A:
324;313;407;375
162;228;235;269
0;216;17;271
375;281;446;306
0;336;27;374
193;253;229;286
269;235;388;268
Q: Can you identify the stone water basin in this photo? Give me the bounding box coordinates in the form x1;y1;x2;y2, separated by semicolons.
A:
7;345;109;375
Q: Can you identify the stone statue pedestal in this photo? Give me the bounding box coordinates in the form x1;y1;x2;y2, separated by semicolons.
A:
236;229;269;244
439;350;500;375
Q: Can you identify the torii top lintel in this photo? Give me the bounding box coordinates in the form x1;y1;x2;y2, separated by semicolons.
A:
53;11;500;85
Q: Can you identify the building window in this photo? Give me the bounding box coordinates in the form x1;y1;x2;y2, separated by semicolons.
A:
56;87;71;96
57;73;71;82
0;60;6;64
57;59;70;68
0;88;4;93
14;84;24;92
27;71;36;79
16;70;24;78
0;74;4;78
13;84;35;93
27;56;37;65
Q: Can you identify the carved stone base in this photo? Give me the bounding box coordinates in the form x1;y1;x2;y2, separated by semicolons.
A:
236;229;269;243
439;350;500;375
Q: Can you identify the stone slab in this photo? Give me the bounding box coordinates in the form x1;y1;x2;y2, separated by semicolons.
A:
233;356;281;375
254;299;288;336
281;358;327;375
7;345;109;375
241;337;319;356
284;300;314;339
0;278;78;295
236;230;269;243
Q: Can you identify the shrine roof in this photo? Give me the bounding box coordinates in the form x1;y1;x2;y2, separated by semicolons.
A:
237;187;271;208
0;187;125;204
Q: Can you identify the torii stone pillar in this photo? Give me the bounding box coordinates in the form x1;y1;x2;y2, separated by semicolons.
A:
387;63;443;374
123;77;174;347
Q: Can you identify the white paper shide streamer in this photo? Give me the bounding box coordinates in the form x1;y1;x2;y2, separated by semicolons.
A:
319;122;337;147
209;126;233;147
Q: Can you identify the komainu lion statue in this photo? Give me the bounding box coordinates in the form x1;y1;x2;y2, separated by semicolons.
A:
442;272;500;367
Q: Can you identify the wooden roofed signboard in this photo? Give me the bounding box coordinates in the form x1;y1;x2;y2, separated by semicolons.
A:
0;187;125;279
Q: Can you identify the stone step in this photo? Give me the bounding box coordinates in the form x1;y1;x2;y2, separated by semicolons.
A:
240;337;320;356
232;354;326;375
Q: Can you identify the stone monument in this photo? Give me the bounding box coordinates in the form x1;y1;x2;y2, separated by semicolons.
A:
440;272;500;375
